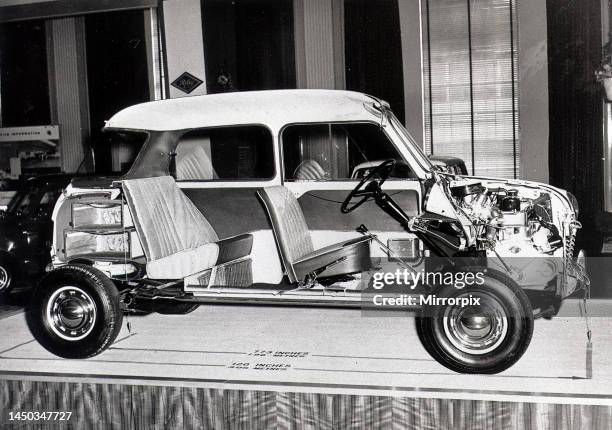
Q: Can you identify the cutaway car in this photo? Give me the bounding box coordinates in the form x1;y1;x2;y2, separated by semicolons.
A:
28;90;589;374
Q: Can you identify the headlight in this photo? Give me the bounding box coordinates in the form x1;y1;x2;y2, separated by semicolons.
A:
567;192;579;217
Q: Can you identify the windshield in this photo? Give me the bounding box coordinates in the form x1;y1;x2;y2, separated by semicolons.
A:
387;113;433;172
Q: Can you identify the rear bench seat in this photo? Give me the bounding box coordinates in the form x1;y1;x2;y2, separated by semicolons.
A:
121;176;253;282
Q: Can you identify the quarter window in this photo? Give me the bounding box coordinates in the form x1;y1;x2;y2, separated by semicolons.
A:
102;130;148;175
282;122;408;181
175;126;274;181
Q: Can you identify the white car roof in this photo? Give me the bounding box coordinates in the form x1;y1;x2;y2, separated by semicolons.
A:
104;89;385;132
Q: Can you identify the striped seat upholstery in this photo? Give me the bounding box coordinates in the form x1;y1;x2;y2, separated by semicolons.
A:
258;186;371;283
122;176;221;279
176;138;218;180
258;186;314;272
294;159;327;180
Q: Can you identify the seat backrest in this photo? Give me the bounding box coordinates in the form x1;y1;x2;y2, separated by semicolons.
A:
176;137;218;180
294;159;326;181
122;176;218;261
257;186;314;282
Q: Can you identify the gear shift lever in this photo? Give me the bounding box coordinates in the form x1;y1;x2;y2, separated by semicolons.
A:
356;224;417;273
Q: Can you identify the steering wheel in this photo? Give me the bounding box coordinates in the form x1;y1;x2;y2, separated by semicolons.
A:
341;159;396;213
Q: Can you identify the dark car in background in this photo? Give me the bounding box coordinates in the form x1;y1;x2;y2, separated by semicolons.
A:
0;174;72;297
428;155;468;175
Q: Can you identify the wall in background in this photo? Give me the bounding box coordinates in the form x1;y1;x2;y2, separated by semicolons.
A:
518;0;549;183
163;0;207;98
294;0;344;90
398;0;425;146
47;17;90;173
546;0;603;244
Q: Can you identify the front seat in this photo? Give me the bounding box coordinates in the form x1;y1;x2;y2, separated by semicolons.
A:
257;186;371;284
122;176;252;281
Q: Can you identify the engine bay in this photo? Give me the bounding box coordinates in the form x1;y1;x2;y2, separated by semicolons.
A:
448;180;563;257
409;176;583;291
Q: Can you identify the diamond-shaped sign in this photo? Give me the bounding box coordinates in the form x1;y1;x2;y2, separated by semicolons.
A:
171;72;203;94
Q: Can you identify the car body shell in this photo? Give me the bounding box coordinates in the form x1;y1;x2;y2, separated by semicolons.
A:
51;90;583;304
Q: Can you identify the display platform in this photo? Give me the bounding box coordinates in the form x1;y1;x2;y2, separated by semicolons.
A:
0;300;611;428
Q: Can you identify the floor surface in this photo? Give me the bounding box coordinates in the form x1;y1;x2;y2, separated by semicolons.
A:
0;299;610;405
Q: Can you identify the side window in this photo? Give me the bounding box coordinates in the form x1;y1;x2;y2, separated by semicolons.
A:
175;126;274;181
282;122;408;181
100;130;148;175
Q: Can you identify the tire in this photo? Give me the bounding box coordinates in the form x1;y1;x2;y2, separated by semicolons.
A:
155;301;199;315
27;264;123;359
0;256;14;298
416;267;533;374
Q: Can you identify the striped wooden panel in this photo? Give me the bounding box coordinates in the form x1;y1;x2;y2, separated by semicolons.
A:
0;379;611;429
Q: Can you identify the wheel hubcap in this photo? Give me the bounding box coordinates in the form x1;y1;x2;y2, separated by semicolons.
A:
443;292;508;355
46;286;97;341
0;266;10;291
460;312;491;331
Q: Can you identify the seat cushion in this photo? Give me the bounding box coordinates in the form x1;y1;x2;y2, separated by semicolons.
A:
122;176;219;262
293;237;371;281
146;242;219;280
216;234;253;265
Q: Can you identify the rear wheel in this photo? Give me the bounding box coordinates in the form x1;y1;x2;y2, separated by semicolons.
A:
28;264;123;358
416;268;533;374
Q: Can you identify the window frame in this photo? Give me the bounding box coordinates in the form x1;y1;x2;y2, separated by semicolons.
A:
279;120;410;182
173;123;277;183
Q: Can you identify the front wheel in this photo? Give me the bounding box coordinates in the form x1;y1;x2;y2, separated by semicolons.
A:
28;264;123;358
416;268;533;374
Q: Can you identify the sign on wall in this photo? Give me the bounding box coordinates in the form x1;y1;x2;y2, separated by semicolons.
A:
0;125;61;177
171;72;203;94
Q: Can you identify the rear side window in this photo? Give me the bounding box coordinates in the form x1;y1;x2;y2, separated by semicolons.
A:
175;126;274;181
102;130;148;175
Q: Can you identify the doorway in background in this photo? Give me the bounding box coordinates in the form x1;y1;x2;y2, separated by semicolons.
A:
85;9;151;174
201;0;296;93
343;0;405;123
